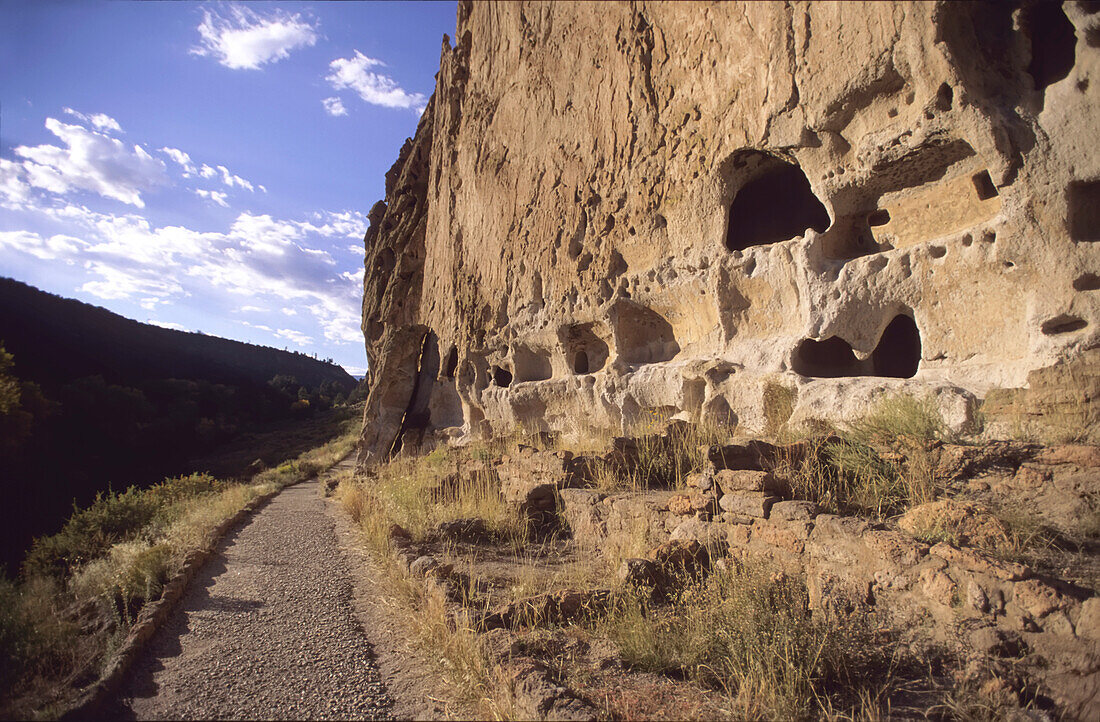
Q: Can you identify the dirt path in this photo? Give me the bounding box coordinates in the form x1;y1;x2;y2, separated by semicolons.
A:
112;464;395;720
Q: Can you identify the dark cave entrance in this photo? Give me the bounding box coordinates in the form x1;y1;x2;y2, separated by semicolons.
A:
492;365;513;387
574;350;590;374
1022;2;1077;91
725;154;831;251
792;314;921;379
872;315;922;378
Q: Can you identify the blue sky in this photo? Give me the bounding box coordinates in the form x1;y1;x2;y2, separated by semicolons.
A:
0;1;457;375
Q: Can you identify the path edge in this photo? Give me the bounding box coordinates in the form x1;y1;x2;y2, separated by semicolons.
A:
58;485;287;721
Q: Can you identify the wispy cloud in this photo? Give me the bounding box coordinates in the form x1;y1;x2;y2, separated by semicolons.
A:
322;96;348;117
1;204;364;346
325;51;427;113
62;108;122;133
11;117;167;207
194;188;229;207
192;4;318;70
276;328;313;346
147;319;187;331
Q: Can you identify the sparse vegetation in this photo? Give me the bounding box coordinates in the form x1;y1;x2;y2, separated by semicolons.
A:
602;559;903;720
773;393;944;519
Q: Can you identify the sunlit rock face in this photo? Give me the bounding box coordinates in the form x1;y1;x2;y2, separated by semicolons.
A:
359;0;1100;464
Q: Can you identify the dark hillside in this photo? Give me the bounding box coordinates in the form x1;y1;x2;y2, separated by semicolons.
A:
0;277;352;391
0;277;360;574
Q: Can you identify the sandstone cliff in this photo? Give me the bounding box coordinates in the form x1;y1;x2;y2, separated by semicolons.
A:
360;1;1100;465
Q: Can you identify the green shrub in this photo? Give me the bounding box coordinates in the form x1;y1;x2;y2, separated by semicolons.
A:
23;487;158;579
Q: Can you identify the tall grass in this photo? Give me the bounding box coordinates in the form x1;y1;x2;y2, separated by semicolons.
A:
343;445;529;546
773;394;944;519
603;559;900;720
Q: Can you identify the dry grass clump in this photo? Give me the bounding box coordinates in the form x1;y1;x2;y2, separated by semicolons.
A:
774;394;945;519
589;412;734;493
334;473;510;719
1;418;360;717
601;558;903;720
343;445;529;546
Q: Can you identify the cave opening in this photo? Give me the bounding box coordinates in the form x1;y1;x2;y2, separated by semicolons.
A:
725;154;831;251
574;350;589;374
872;315;922;378
442;345;458;379
792;336;861;378
1068;180;1100;241
972;170;999;201
792;314;921;379
1023;2;1076;91
492;365;513;387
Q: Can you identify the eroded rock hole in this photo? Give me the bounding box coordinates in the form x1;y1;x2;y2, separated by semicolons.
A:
1041;314;1088;335
1023;2;1077;90
792;314;920;379
872;315;922;378
725;153;830;251
868;210;891;227
792;336;861;378
442;346;458;379
1068;180;1100;241
560;323;610;374
972;171;999;201
513;345;553;382
610;301;680;364
1073;273;1100;291
492;365;513;387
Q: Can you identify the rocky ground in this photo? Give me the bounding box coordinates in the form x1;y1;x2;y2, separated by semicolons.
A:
343;419;1100;720
109;461;399;720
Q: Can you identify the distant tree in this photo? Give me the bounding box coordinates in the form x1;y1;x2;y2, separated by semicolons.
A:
0;344;19;415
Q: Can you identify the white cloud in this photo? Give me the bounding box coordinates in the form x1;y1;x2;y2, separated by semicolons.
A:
276;328;313;346
325;51;427;112
216;165;253;191
4;203;362;354
195;188;229;207
322;96;347;117
0;230;88;262
62;108;122;133
193;4;318;70
0;159;34;207
298;210;366;239
160;147;197;176
13;118;167;207
148;319;187;331
199;164;218;179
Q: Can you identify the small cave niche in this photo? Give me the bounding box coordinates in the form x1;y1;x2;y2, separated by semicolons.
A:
610;301;680;365
724;151;831;252
872;315;922;378
971;170;999;201
1073;273;1100;291
1022;2;1077;91
492;365;513;387
792;314;921;379
442;345;458;379
1041;314;1088;335
513;345;553;383
1068;180;1100;241
559;322;611;375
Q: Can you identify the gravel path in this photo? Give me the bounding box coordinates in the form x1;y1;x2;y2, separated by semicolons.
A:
114;468;395;720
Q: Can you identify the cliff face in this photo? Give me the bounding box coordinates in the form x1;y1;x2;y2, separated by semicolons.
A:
360;1;1100;464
